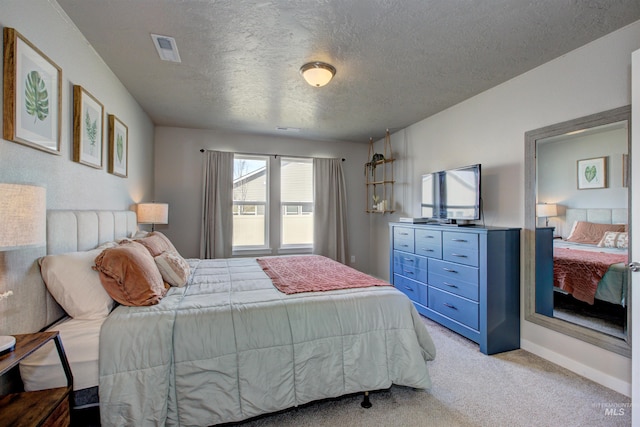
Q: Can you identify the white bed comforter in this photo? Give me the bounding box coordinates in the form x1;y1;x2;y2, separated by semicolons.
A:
99;257;436;426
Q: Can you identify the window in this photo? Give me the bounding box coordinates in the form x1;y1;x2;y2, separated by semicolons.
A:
281;158;313;246
232;154;313;252
233;155;268;248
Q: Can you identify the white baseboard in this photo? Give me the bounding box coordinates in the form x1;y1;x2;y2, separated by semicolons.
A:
521;338;631;397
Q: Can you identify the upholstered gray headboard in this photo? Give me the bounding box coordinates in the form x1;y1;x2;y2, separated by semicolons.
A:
2;210;137;336
560;208;628;239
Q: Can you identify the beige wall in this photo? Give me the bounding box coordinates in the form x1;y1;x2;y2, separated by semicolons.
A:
0;1;155;335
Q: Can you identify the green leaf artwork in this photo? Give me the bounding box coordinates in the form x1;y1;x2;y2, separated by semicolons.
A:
116;134;124;163
584;165;597;182
24;70;49;123
85;110;98;155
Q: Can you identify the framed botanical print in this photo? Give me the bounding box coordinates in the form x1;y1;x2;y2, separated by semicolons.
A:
73;85;104;168
3;27;62;154
108;114;128;177
577;156;607;190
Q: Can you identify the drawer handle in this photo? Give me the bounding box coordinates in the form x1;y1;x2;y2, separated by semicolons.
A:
405;271;414;275
399;232;409;236
443;303;457;310
443;268;458;273
444;282;458;288
400;244;408;248
403;258;415;262
451;253;467;258
451;238;468;243
421;248;434;252
426;235;434;239
404;286;413;291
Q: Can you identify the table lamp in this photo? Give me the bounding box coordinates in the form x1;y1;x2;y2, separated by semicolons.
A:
536;203;558;227
137;202;169;232
0;184;46;355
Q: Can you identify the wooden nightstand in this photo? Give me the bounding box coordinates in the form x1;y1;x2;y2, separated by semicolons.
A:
0;331;73;427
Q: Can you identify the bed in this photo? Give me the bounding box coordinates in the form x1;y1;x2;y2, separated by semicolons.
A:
19;210;436;426
552;208;628;306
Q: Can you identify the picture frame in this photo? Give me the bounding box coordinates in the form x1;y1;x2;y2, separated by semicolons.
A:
622;154;629;188
577;156;607;190
3;27;62;154
73;85;104;168
108;114;128;177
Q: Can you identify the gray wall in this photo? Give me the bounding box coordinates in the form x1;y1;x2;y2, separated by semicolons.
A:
153;127;369;269
0;1;155;335
537;127;628;235
1;1;155;210
367;21;640;395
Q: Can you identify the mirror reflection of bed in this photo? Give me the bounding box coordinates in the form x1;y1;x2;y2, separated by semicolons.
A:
536;209;628;339
535;118;629;341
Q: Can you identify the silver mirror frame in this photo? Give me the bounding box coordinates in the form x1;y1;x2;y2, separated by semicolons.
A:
524;105;631;358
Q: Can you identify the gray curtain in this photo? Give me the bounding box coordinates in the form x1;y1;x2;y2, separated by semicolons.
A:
313;158;349;263
200;150;234;259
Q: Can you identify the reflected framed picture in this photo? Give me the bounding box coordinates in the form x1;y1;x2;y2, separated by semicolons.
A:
73;85;104;168
108;114;128;177
3;27;62;154
577;156;607;190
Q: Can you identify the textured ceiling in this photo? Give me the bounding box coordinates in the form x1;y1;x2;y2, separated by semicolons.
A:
55;0;640;143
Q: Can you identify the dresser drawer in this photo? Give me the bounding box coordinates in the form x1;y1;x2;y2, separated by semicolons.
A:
442;231;479;266
393;252;427;283
415;229;442;259
394;274;427;306
393;227;415;253
428;271;479;301
428;287;479;330
428;258;478;288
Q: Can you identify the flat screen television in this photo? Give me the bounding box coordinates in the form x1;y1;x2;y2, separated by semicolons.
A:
421;163;481;223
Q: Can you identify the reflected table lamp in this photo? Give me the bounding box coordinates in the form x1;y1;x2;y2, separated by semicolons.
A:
137;202;169;232
536;203;557;227
0;183;46;355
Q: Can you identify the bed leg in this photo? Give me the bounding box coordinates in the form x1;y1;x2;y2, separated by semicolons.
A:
361;391;372;408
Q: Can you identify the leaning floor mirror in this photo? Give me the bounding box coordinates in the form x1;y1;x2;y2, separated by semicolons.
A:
524;105;631;357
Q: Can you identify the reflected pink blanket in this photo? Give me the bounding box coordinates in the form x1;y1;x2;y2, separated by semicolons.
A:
257;255;391;294
553;248;627;305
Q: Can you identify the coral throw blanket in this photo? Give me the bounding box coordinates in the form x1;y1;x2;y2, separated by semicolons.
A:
257;255;391;294
554;248;627;305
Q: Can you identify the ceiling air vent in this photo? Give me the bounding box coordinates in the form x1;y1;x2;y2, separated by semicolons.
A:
151;34;181;63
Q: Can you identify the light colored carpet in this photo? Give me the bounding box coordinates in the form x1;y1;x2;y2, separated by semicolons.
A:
235;317;631;427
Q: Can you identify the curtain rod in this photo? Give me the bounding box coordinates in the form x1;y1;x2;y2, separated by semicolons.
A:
200;149;345;161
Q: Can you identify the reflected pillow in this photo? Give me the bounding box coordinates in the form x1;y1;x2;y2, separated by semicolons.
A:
565;221;626;245
597;231;628;249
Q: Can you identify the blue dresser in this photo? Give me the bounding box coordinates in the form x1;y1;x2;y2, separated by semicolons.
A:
389;223;521;355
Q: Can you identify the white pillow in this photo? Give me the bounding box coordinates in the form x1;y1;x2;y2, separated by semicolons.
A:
597;231;628;249
154;251;190;287
40;248;115;319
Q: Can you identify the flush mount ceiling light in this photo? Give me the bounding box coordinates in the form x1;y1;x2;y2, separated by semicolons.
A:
300;62;336;87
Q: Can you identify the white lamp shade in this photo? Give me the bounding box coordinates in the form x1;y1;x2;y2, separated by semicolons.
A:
137;203;169;225
300;62;336;87
0;184;46;251
536;203;558;218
